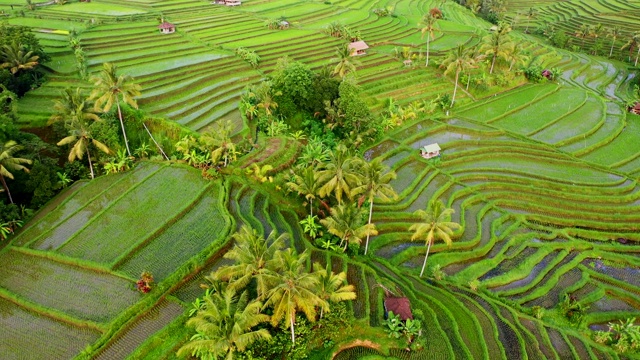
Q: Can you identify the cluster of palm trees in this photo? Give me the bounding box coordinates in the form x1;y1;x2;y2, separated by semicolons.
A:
174;119;238;172
50;62;170;179
437;21;528;106
287;145;397;255
178;225;356;359
324;22;361;42
0;42;39;75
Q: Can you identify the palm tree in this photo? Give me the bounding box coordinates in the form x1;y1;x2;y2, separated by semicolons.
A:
0;43;39;75
607;26;622;58
201;120;237;167
420;13;439;67
524;7;536;34
409;199;461;277
57;120;111;180
286;165;321;216
440;44;476;106
177;286;271;360
49;88;100;127
0;141;32;204
312;262;356;318
317;144;361;204
622;31;640;66
263;249;325;345
504;43;529;71
214;225;288;300
575;24;591;50
480;22;512;74
351;158;397;255
90;62;141;157
320;202;378;251
331;43;360;78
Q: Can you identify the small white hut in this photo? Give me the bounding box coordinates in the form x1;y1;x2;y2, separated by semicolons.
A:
420;143;441;159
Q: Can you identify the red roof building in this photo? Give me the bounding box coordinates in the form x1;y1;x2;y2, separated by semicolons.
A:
158;22;175;34
384;297;413;321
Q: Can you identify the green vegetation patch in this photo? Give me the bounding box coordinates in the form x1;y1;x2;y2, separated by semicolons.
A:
0;249;138;323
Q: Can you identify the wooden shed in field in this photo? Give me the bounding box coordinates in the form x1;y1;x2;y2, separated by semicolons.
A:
348;40;369;56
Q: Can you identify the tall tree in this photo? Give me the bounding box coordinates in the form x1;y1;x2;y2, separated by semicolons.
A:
420;13;439;67
0;140;32;204
504;43;529;71
90;62;141;157
214;225;288;300
480;22;512;74
263;249;325;345
49;87;100;127
177;286;271;360
575;24;591;50
331;43;360;78
440;44;476;106
312;262;356;318
607;26;622;58
622;31;640;66
351;158;397;255
286;165;321;216
317;144;361;204
57;120;111;179
0;42;39;75
524;7;536;34
409;199;461;277
320;202;377;251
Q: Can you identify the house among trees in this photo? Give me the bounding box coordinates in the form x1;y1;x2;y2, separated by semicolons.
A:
541;69;553;80
403;59;413;67
628;102;640;115
420;143;441;159
158;22;176;34
384;296;413;321
348;40;369;56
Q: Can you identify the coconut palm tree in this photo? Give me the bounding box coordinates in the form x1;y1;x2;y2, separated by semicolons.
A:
263;248;325;345
49;88;100;127
351;158;397;255
312;262;356;318
0;141;32;204
57;120;111;180
331;43;360;78
177;285;271;360
480;22;512;74
504;43;529;72
409;199;461;277
90;62;141;157
622;31;640;66
201;120;237;167
317;144;361;204
524;7;536;34
0;42;39;75
214;225;288;300
420;13;439;67
607;26;622;58
440;44;476;106
286;165;321;216
320;202;378;251
575;24;591;50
